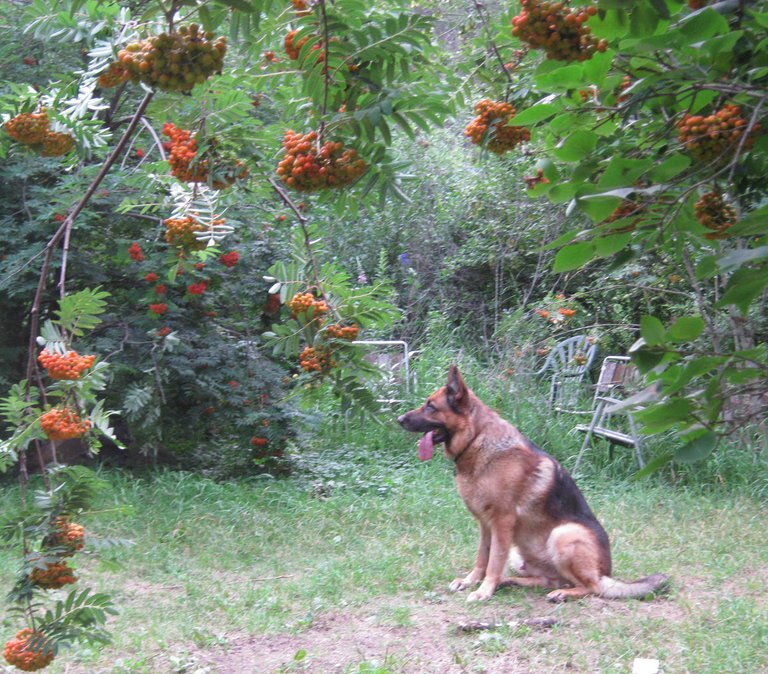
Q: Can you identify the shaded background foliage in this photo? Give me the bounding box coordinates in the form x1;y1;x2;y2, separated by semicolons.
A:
1;0;767;479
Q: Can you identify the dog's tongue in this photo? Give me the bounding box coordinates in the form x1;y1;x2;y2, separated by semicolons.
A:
418;431;435;461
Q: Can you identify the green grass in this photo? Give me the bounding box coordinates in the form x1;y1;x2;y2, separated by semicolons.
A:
1;388;767;672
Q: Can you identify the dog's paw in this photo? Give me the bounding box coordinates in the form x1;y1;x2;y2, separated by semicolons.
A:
546;589;568;603
449;578;472;592
467;583;495;602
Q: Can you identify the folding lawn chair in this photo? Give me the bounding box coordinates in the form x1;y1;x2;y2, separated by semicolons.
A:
573;355;646;472
534;334;599;411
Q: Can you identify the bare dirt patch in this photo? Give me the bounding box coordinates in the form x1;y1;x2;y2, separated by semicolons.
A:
187;589;677;674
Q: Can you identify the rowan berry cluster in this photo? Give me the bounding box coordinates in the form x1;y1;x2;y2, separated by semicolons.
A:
97;61;129;88
325;323;358;340
219;251;239;267
187;281;207;295
4;110;49;145
602;199;644;232
30;561;77;590
694;191;736;239
163;123;203;180
40;408;91;441
676;104;759;164
116;24;227;93
47;517;85;555
283;30;323;62
4;109;75;156
277;130;366;191
3;629;54;672
128;242;144;261
41;132;75;157
299;345;335;372
288;292;328;317
38;350;96;380
162;123;248;188
511;0;605;62
464;100;530;154
164;216;207;250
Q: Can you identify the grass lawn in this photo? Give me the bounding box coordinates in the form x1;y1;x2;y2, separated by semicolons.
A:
2;427;767;674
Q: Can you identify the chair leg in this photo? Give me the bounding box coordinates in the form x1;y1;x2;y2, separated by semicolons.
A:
628;413;645;468
550;378;559;409
573;399;607;473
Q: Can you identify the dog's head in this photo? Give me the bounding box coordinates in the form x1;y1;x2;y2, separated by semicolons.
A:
397;364;470;461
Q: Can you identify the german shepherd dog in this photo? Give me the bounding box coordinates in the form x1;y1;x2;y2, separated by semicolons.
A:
398;365;668;603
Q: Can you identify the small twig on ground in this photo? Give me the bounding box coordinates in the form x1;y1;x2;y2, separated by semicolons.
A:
252;574;295;583
456;616;559;633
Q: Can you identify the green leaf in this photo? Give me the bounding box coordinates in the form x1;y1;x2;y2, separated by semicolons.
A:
649;153;691;181
534;64;584;91
629;338;666;372
640;315;666;345
198;4;213;30
597;157;653;189
631;450;674;479
594;233;631;258
589;8;630;39
630;2;661;37
553;241;593;272
217;0;254;12
716;247;768;272
729;204;768;237
679;7;729;42
509;103;560;126
539;229;581;251
667;316;704;342
553;130;598;162
696;255;718;280
55;288;109;337
717;267;768;313
547;182;579;204
636;398;693;432
675;431;718;463
647;0;671;20
664;356;727;395
582;50;614;86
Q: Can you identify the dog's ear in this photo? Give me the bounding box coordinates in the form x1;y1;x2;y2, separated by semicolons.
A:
446;364;468;410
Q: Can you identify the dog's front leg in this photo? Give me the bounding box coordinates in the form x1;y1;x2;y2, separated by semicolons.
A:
467;517;514;602
449;520;490;592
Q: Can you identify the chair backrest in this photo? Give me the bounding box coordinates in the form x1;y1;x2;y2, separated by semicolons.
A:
539;334;598;378
593;355;641;399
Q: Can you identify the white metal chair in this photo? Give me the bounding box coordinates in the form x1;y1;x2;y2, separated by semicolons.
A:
535;334;599;411
573;356;646;472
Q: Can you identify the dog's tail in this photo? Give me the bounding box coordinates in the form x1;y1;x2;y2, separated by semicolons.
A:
598;573;669;599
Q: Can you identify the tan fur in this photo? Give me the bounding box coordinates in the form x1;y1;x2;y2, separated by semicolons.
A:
398;365;668;603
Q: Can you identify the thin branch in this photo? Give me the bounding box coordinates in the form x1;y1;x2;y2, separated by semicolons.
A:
266;176;341;322
50;91;155;318
472;0;516;96
317;0;331;144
